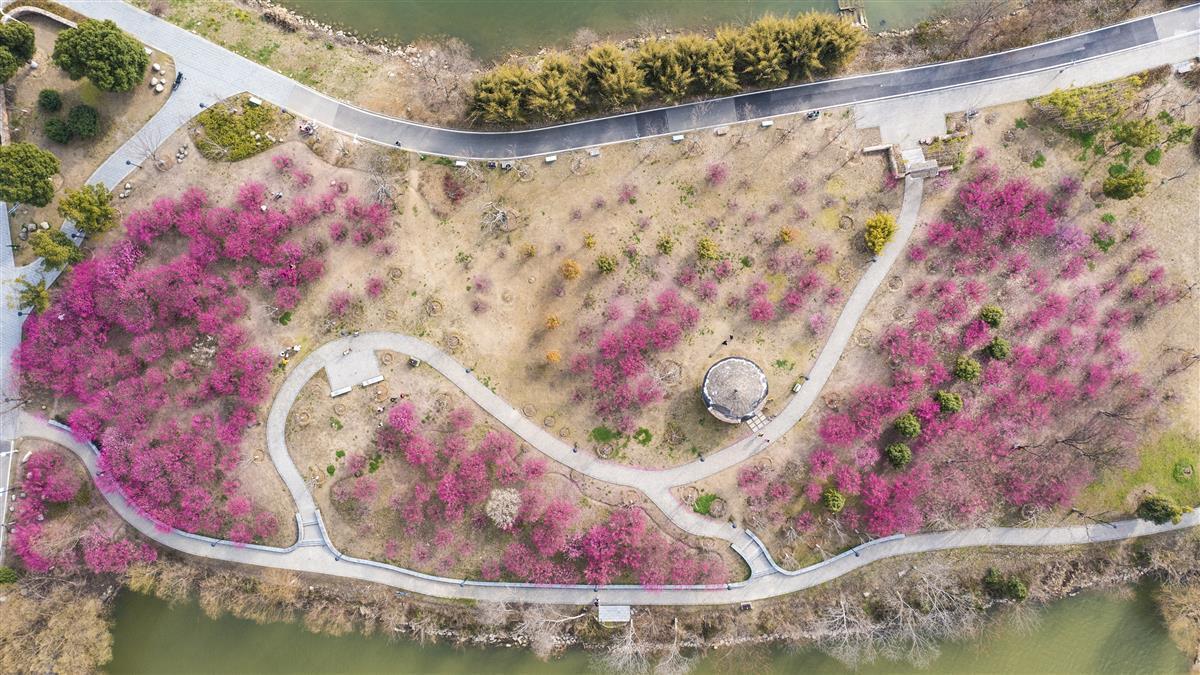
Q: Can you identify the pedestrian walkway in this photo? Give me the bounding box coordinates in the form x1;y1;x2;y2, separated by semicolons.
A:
15;410;1198;605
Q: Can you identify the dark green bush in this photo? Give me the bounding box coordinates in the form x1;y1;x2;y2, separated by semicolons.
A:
894;412;921;439
933;390;963;413
987;336;1012;360
979;304;1004;328
66;104;100;139
1136;494;1184;525
44;117;72;143
885;442;912;468
821;487;846;514
954;356;982;382
0;566;17;584
38;88;63;112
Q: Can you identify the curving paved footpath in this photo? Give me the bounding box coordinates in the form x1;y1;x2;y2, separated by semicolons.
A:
17;411;1198;605
266;175;927;577
53;1;1200;160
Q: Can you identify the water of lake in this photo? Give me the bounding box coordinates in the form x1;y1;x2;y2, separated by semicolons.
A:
107;582;1189;674
276;0;946;60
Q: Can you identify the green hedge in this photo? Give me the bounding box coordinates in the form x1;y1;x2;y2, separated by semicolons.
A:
470;12;863;125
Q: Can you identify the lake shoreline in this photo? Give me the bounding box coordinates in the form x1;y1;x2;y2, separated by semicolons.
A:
116;527;1199;668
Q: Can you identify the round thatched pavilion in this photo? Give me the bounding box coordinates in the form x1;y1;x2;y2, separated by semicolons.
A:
701;357;768;424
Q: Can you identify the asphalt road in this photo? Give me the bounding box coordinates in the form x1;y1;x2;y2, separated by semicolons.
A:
56;1;1200;159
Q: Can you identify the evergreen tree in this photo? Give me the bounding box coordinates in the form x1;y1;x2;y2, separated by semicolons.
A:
58;184;117;235
0;142;60;207
635;39;693;103
580;44;648;109
16;278;50;314
525;54;582;121
675;34;739;96
470;64;533;124
0;21;35;62
52;19;148;92
29;229;84;270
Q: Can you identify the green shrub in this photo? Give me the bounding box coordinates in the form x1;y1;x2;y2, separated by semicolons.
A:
1136;493;1185;525
693;493;719;515
44;117;72;143
633;428;652;446
863;212;896;255
987;336;1012;360
38;88;63;112
1102;169;1148;200
954;356;982;382
1111;118;1161;148
1030;152;1045;168
595;255;617;273
983;568;1029;601
979;304;1004;328
894;412;921;439
656;236;674;255
194;97;280;161
1144;147;1162;165
0;566;17;584
933;390;963;413
822;487;846;514
885;442;912;468
66;104;100;139
697;237;721;261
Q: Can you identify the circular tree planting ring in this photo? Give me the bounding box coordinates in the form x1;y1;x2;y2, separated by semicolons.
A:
838;214;854;231
657;360;683;386
296;411;311;427
521;405;536;418
332;403;347;416
708;498;727;518
597;444;615;459
424;300;443;316
681;486;699;505
887;275;903;291
444;333;463;352
388;267;404;281
543;416;556;428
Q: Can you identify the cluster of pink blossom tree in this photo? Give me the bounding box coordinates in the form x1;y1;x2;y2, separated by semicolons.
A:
366;401;725;585
569;289;700;432
16;169;377;543
747;165;1174;546
10;449;155;574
